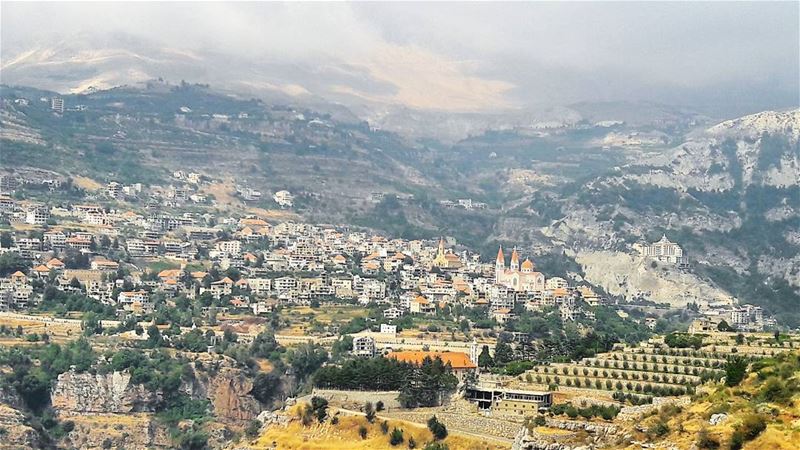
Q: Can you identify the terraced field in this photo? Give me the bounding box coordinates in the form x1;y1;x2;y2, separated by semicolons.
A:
507;334;800;403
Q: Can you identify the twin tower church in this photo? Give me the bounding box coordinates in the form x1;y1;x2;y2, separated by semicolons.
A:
495;246;546;292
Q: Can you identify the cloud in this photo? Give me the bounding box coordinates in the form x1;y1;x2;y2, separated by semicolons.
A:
1;2;797;114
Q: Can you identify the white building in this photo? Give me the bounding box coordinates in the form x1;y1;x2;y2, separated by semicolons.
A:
634;235;687;265
380;324;397;335
25;207;49;225
273;190;294;208
51;97;64;113
352;336;376;357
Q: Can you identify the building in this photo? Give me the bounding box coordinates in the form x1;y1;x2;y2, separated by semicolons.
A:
215;240;242;255
50;97;64;113
273;190;294;208
495;247;545;292
431;238;462;270
352;336;376;357
410;295;435;315
387;350;477;381
465;385;553;415
380;324;397;335
383;307;404;319
634;235;687;266
25;206;49;225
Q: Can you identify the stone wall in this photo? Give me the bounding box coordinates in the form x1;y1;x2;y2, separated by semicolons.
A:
311;388;402;410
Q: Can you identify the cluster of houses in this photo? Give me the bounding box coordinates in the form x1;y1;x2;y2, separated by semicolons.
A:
0;193;608;326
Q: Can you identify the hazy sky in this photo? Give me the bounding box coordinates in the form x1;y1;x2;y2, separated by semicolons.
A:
2;2;798;114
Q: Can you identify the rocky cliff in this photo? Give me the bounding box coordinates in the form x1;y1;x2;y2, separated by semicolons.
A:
51;370;161;414
187;364;262;423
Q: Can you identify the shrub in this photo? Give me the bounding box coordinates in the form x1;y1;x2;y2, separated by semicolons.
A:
389;428;404;446
359;425;368;439
427;415;447;440
696;429;719;449
365;402;376;423
533;415;546;426
647;421;669;437
736;413;766;441
376;400;385;411
381;420;389;434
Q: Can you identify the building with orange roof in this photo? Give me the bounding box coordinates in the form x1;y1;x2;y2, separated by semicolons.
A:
387;350;477;380
410;295;435;315
46;258;65;269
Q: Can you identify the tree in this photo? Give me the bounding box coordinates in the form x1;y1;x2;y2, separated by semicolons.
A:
359;425;368;439
390;428;404;446
427;415;447;440
717;320;732;332
376;400;385;412
0;232;13;248
365;401;376;423
494;340;514;365
0;252;27;277
477;345;493;368
408;436;417;449
310;396;329;423
252;372;281;404
145;325;163;348
725;356;748;387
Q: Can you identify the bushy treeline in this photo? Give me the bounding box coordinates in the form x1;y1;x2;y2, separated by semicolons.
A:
550;402;620;421
313;355;458;408
314;356;412;390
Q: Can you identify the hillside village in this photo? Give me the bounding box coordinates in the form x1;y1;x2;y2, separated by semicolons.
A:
0;151;793;449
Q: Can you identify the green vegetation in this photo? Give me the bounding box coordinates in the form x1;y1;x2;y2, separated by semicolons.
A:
664;333;704;349
550;403;620;421
426;416;447;440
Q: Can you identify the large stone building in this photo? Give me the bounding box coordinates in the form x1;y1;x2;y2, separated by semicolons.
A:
495;247;545;292
634;235;687;266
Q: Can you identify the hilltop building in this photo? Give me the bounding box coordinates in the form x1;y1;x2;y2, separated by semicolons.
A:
634;235;688;266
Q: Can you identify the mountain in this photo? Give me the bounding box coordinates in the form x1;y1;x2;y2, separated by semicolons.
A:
1;82;798;325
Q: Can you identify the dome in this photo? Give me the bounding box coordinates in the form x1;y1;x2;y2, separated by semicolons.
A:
521;259;535;270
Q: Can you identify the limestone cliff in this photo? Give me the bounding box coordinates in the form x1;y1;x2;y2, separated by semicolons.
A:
51;370;161;413
0;403;40;449
187;364;263;423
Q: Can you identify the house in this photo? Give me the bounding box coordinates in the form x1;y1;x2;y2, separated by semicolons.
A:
118;290;149;307
91;258;119;271
45;258;65;270
387;351;477;381
352;336;376;357
383;307;404;319
380;324;397;335
410;295;435;315
492;307;515;324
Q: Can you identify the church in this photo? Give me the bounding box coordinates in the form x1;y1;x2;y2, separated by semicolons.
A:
495;246;545;292
432;238;463;270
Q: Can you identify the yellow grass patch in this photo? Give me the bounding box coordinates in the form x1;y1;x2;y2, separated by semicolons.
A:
248;414;506;450
72;176;103;191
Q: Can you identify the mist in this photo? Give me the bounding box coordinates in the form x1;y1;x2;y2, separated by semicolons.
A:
2;2;798;116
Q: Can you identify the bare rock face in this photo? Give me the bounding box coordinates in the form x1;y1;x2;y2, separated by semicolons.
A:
0;404;40;449
51;370;161;414
190;365;262;423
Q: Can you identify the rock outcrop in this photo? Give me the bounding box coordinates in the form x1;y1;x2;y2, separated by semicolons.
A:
192;365;262;423
0;404;40;449
51;370;161;413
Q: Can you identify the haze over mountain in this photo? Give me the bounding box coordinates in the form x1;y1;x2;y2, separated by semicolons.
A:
2;2;798;137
